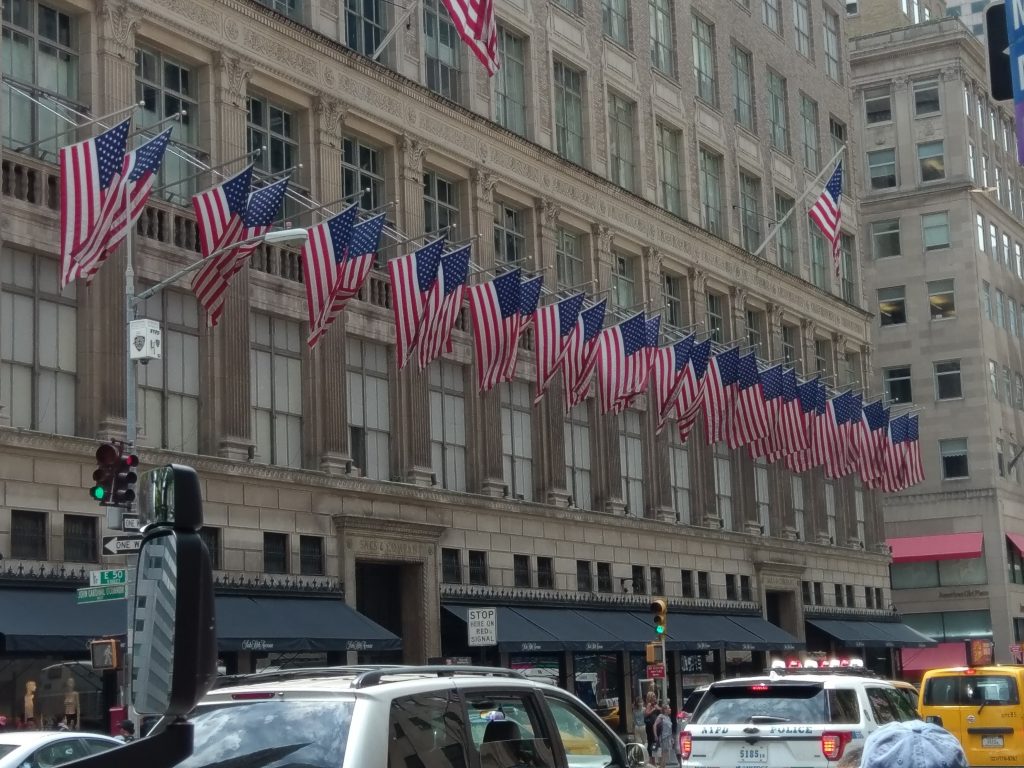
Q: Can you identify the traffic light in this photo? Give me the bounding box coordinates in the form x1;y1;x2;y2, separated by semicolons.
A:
650;598;668;635
89;442;120;504
112;451;139;506
645;642;659;663
986;4;1012;102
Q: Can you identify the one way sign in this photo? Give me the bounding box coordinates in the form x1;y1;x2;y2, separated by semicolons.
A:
103;535;142;555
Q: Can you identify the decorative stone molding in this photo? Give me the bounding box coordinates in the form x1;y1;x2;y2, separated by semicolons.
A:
688;268;708;294
831;332;847;353
314;96;347;147
744;521;765;535
780;526;800;541
99;0;139;57
471;167;497;204
593;223;613;254
400;134;425;180
730;285;748;307
536;196;561;230
214;52;253;111
644;246;663;275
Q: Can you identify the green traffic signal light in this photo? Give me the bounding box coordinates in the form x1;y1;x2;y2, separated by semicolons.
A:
90;485;106;501
655;625;665;634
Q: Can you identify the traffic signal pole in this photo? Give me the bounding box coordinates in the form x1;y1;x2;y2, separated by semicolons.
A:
123;226;137;716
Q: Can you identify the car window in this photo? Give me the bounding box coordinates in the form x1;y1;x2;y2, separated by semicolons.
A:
464;691;556;768
923;677;959;706
965;675;1018;705
30;738;88;768
893;686;919;713
866;686;916;724
693;682;828;725
81;739;117;756
0;746;15;760
178;699;354;768
826;689;860;724
545;695;618;768
389;691;470;768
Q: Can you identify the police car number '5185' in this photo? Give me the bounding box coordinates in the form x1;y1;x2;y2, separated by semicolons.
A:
738;746;768;764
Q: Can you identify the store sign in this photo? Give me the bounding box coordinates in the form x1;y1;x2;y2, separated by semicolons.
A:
242;639;274;651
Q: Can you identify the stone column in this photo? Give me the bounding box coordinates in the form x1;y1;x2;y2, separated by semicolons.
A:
591;224;624;514
78;1;138;440
801;319;818;375
394;135;433;485
310;96;351;474
767;304;784;363
644;247;674;522
688;269;718;528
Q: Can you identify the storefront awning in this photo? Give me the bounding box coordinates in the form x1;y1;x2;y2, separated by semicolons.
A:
444;605;563;652
1007;532;1024;556
727;616;803;651
216;596;401;652
512;607;622;651
807;619;937;648
900;641;966;673
887;532;984;563
573;610;662;651
0;588;126;652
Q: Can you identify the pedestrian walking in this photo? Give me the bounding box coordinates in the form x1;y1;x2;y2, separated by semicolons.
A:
655;703;675;768
643;690;659;755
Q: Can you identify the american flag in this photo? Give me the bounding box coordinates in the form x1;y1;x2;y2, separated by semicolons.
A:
192;177;290;326
786;381;826;473
417;245;472;371
59;117;131;288
860;400;889;484
310;213;387;347
821;391;855;478
877;414;909;492
748;365;784;459
808;161;843;277
701;347;740;445
776;372;812;459
562;300;607;411
904;414;925;486
501;274;544;381
192;164;253;259
440;0;500;75
533;293;584;405
597;313;651;415
387;238;446;369
652;335;694;434
468;269;522;392
728;353;770;449
847;394;874;481
614;314;661;413
675;339;712;444
302;204;359;343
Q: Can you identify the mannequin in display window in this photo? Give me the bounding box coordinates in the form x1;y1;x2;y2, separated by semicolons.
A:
63;677;79;729
23;681;36;722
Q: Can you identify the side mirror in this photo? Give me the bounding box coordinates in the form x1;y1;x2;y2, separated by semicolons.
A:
625;743;648;768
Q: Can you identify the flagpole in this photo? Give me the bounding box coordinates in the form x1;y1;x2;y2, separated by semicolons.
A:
127;110;188;139
372;0;422;61
147;148;264;195
8;100;144;153
750;144;846;259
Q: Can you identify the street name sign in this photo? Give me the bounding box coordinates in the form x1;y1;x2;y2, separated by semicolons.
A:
467;607;497;647
102;535;142;555
77;584;127;604
89;568;127;586
121;515;142;531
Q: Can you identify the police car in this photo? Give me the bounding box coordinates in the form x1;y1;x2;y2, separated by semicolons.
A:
680;661;919;767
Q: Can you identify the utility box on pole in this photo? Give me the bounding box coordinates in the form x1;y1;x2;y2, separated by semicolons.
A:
129;318;162;361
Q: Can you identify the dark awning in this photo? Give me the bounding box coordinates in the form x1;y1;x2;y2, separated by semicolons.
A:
444;605;563;652
0;588;126;652
573;609;662;651
632;612;731;651
216;596;401;652
808;618;936;648
512;607;622;651
727;616;803;651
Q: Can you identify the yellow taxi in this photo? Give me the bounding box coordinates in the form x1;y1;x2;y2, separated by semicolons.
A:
919;665;1024;766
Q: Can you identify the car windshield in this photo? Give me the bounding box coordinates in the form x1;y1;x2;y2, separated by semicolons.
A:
691;682;858;725
178;699;354;768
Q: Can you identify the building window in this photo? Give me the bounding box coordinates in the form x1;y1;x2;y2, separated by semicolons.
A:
800;95;819;170
10;510;46;560
680;570;694;598
250;314;303;468
553;60;584;164
650;567;664;595
732;46;754;130
917;141;945;182
934;360;962;400
537;557;554;589
669;429;691;524
871;219;901;258
990;223;999;261
198;527;220;570
791;476;805;540
565;409;592;509
649;0;674;74
514;554;531;588
824;480;837;543
577;560;593;592
1012;299;1019;336
656;123;682;215
501;381;534;501
982;281;991;320
782;324;798;366
2;253;76;435
136;291;200;454
423;169;459;236
939;438;969;479
556;228;583;289
263;532;289;574
767;69;789;153
2;0;80;161
999;438;1006;477
255;0;300;18
664;273;685;327
713;443;733;530
762;0;781;32
493;202;527;263
795;0;813;58
692;15;717;106
469;550;488;586
740;575;753;601
698;147;723;236
726;574;738;601
815;582;825;604
299;535;325;576
864;86;892;124
602;0;629;46
739;172;762;252
840;235;856;305
968;142;976;180
815;338;830;375
922;212;949;250
347;339;391;481
619;410;644;515
697;571;711;599
346;0;388;59
441;548;462;583
928;279;955;320
823;10;841;81
746;309;765;352
608;93;636;191
1004;234;1013;267
247;94;302;215
494;28;527;136
997;290;1006;327
913;79;940;115
135;47;201;205
834;584;845;607
429;361;467;491
342;136;386;221
553;0;579;12
706;292;725;342
884;366;912;404
868;149;897;189
810;231;828;291
631;565;647;594
63;515;96;563
595;562;612;593
754;458;770;535
829;117;846;157
990;360;1000;399
612;253;636;309
424;0;461;102
775;194;796;273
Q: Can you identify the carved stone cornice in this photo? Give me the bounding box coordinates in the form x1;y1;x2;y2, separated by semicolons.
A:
214;52;253;111
831;332;847;352
314;95;347;147
730;285;748;307
643;246;663;276
471;167;497;204
400;134;425;180
592;223;613;254
535;196;561;230
98;0;139;58
688;267;708;293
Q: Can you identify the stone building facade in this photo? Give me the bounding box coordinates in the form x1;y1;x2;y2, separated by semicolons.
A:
0;0;924;728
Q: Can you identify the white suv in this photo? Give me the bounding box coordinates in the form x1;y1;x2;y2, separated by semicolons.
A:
173;665;648;768
680;671;919;767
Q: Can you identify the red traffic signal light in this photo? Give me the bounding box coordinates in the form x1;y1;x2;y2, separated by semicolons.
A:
650;598;668;635
112;452;139;505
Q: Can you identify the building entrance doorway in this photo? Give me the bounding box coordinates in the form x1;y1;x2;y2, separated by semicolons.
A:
356;560;424;663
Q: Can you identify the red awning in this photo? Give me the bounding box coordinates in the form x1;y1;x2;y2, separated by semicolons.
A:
1007;533;1024;556
901;642;966;673
888;532;984;563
